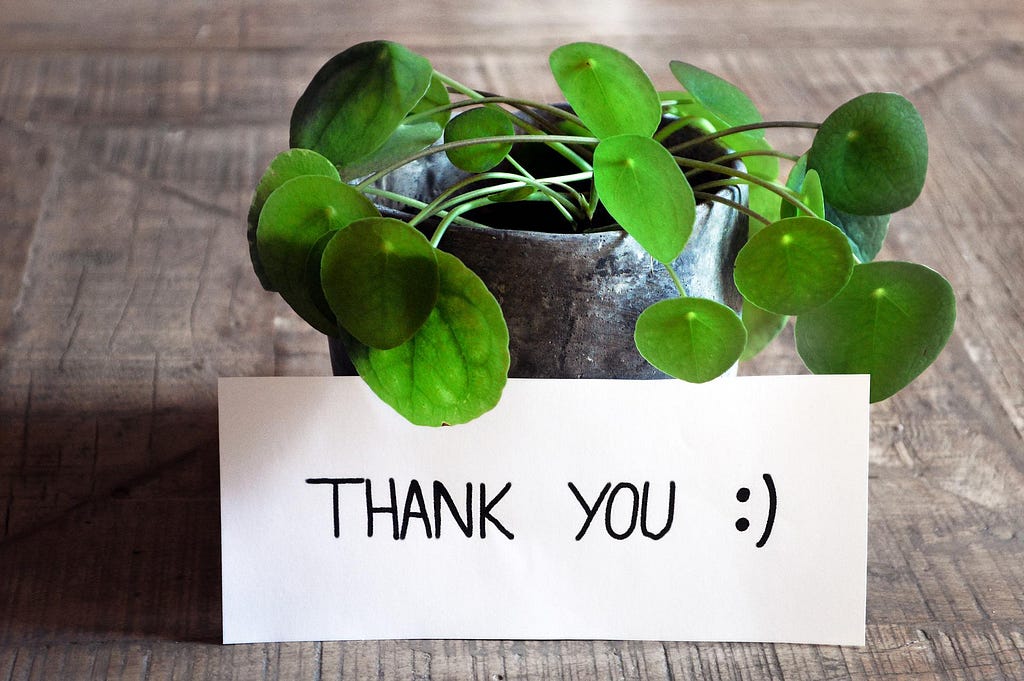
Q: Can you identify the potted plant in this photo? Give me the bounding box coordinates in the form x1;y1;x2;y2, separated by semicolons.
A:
247;40;956;426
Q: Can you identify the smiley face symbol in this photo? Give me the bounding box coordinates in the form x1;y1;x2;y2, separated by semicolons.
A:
735;473;777;548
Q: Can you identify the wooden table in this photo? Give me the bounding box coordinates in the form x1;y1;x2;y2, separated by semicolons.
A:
2;1;1022;678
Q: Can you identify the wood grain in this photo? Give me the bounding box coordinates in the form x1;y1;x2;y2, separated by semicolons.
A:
1;0;1023;678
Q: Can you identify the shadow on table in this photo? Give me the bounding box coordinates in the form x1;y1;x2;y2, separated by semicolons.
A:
0;406;223;644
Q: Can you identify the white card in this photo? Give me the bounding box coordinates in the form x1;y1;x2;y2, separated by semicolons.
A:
219;375;869;645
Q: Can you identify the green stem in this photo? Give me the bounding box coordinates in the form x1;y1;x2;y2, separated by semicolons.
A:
505;154;533;179
361;187;493;230
431;72;593;172
666;120;821;155
406;95;586;130
504;157;575;223
664;264;688;297
694;191;772;227
430;197;493;247
433;71;484;100
432;72;532;127
676;157;816;217
587;181;600;221
356;134;599;191
438;174;588;219
710;149;802;165
410;170;592;228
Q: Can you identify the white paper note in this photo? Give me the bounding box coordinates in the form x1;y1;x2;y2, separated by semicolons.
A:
219;375;869;645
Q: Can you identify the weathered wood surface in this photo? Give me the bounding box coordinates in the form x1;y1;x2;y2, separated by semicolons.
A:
1;0;1022;678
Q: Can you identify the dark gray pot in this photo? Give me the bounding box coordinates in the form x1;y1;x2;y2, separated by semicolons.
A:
330;125;748;380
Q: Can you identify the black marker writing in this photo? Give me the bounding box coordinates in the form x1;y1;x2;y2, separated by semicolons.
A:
305;478;514;540
568;481;676;540
480;481;514;540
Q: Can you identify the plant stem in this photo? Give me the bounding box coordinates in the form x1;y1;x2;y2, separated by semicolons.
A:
676;157;816;217
694;191;772;227
408;170;592;228
438;174;588;219
355;134;599;192
431;72;594;172
503;157;576;223
664;264;688;297
666;120;821;155
710;149;802;165
361;187;494;230
406;95;586;130
429;197;493;247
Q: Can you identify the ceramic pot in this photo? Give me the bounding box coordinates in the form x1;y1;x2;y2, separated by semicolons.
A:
329;124;748;379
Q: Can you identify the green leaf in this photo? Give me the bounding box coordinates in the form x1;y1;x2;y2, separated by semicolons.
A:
780;154;808;219
549;42;661;138
748;186;781;237
593;134;695;264
443;107;515;172
825;203;890;263
247;149;340;291
787;155;890;260
321;217;439;350
256;175;380;335
342;249;510;426
669;61;763;135
290;40;433;168
795;261;955;402
412;73;453;129
303;230;340;329
739;300;788;361
635;297;747;383
336;74;451;181
780;164;825;220
807;92;928;216
734;216;856;315
337;119;444;181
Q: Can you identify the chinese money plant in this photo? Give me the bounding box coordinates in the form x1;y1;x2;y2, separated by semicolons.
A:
247;40;956;426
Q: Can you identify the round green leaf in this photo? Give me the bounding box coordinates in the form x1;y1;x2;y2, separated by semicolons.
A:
549;42;661;139
342;249;510;426
321;217;439;350
635;297;747;383
303;230;341;329
412;73;453;130
444;107;515;172
669;61;763;135
247;149;341;291
734;216;856;315
257;175;380;335
337;74;452;181
593;134;695;264
780;166;825;220
739;300;788;362
780;155;808;219
289;41;433;169
807;92;928;216
824;203;890;263
795;261;955;402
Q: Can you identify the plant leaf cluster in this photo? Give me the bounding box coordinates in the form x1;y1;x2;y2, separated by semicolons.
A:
248;39;956;424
